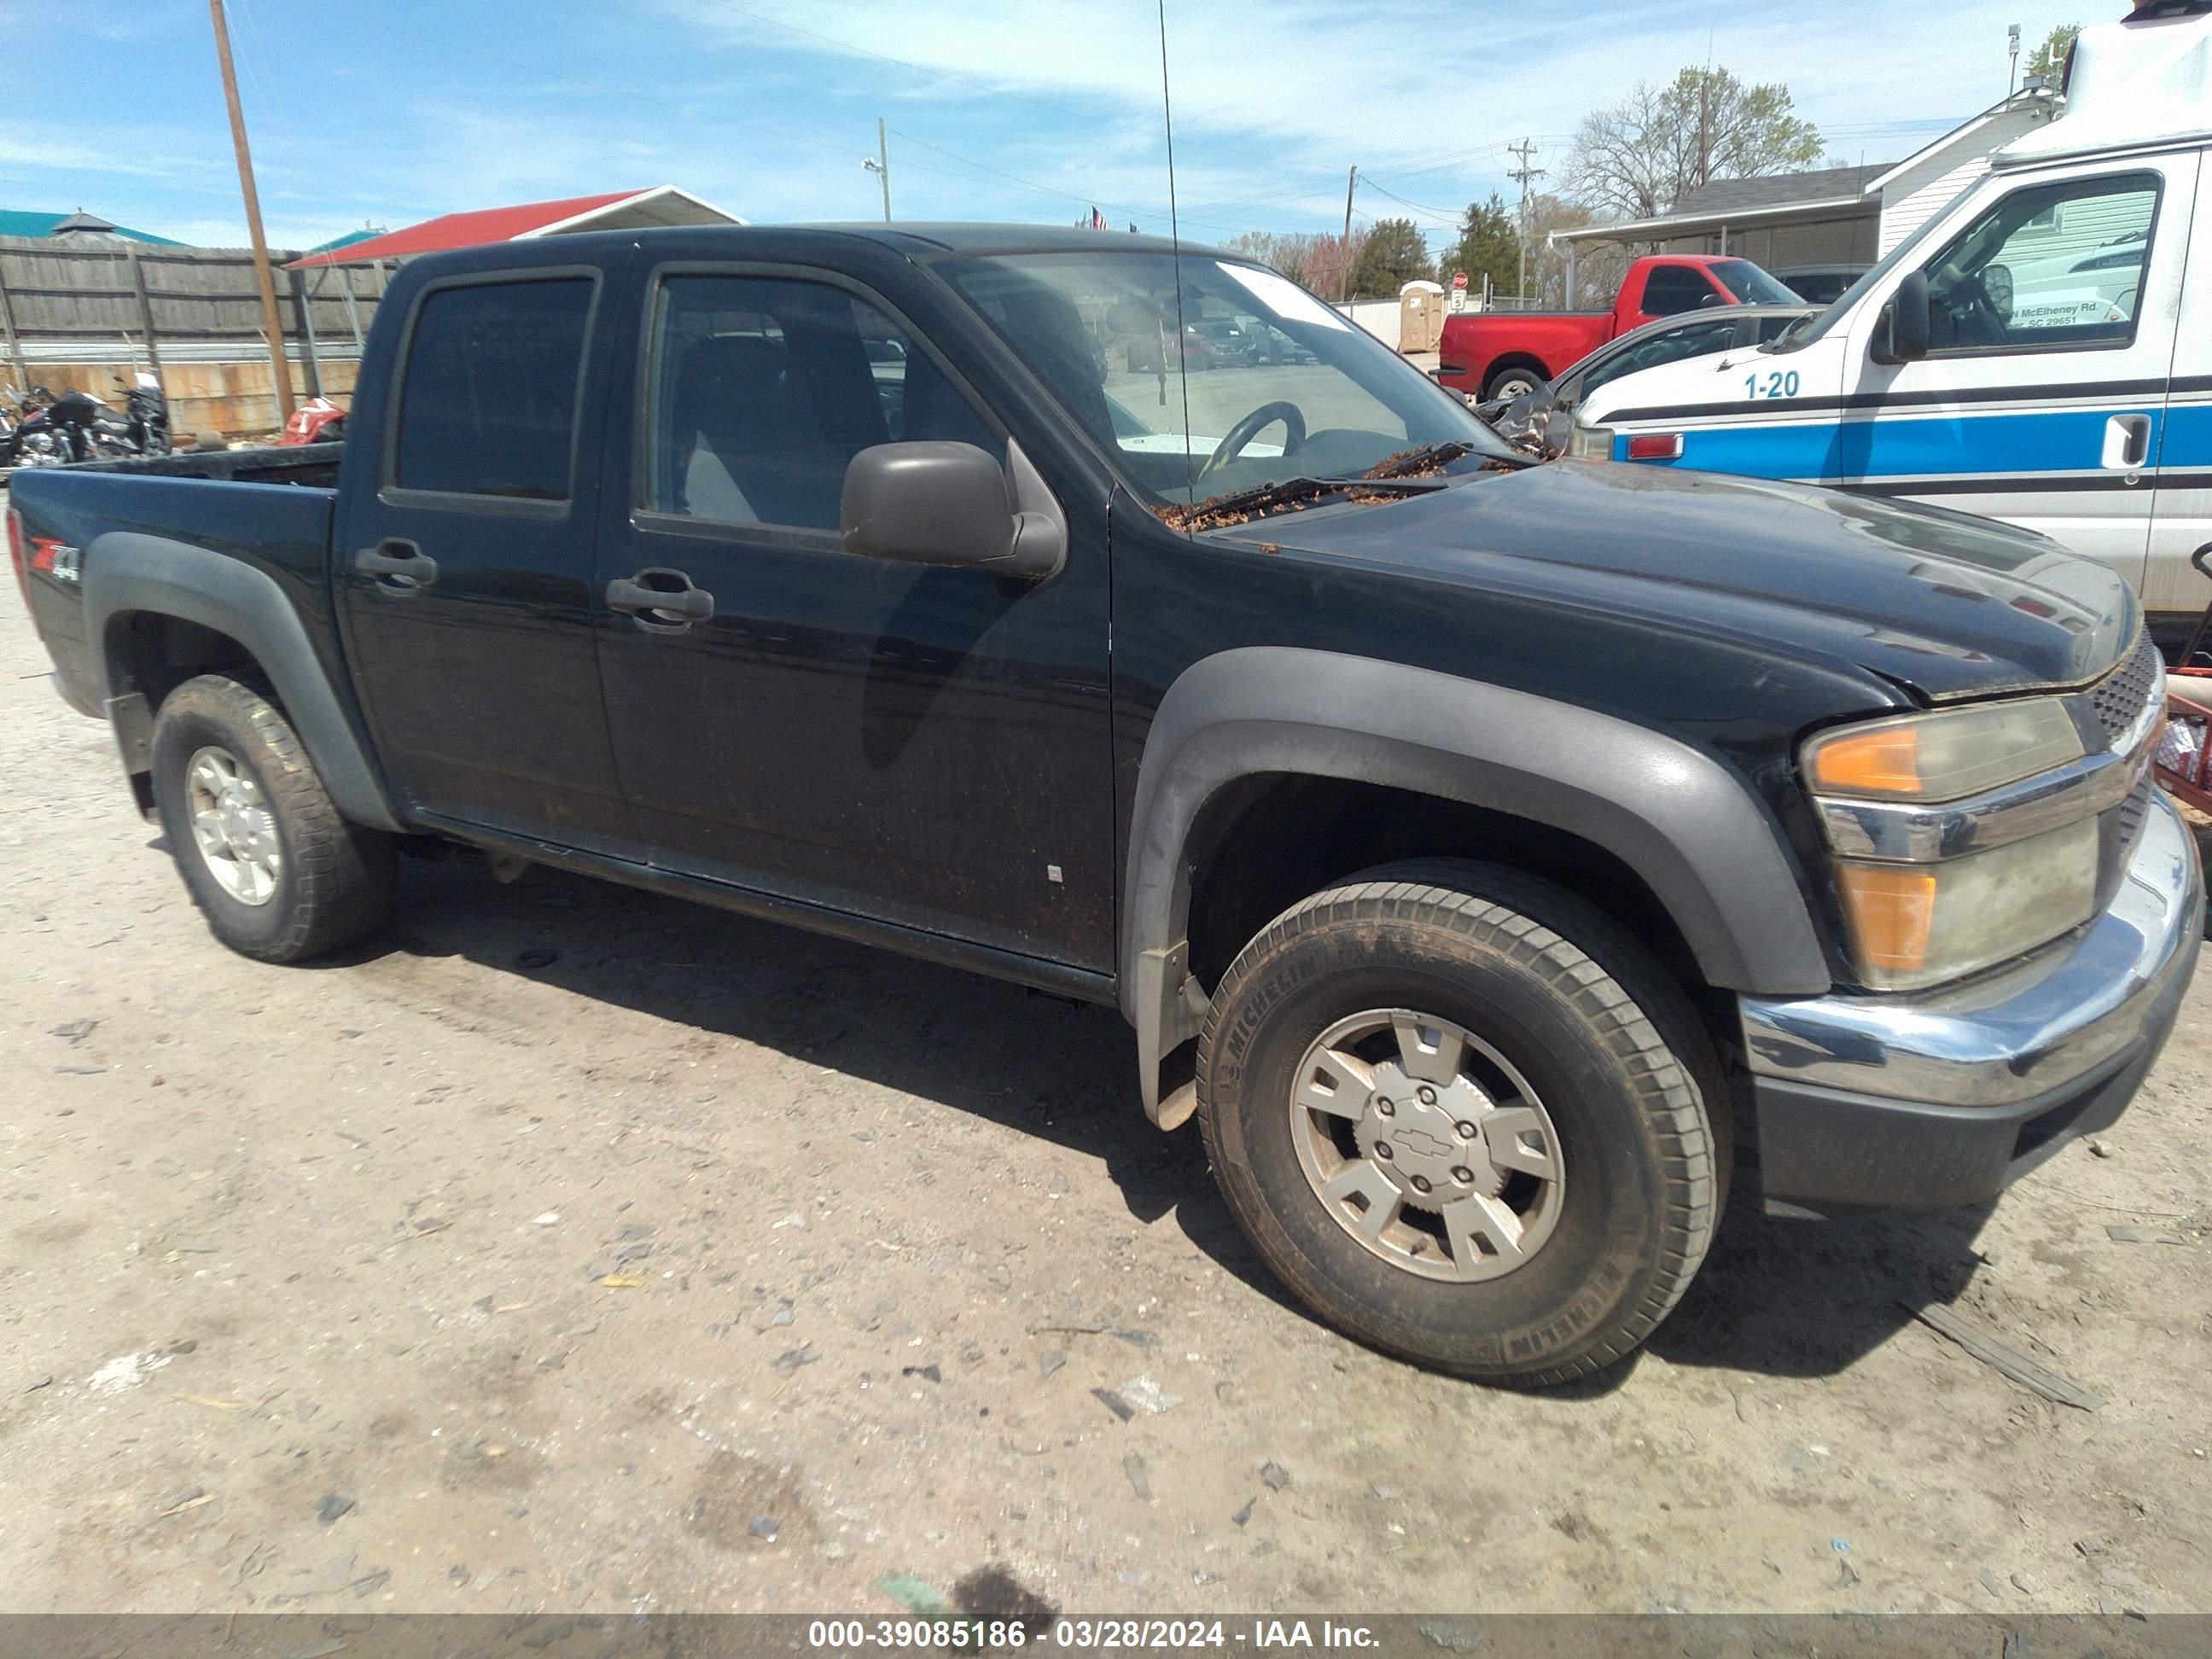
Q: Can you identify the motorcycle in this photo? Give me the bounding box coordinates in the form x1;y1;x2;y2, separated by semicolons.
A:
277;393;346;445
0;376;173;466
113;373;172;457
78;375;172;461
39;386;119;463
0;385;68;469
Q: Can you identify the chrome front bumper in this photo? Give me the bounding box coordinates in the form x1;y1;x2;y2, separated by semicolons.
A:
1738;789;2202;1213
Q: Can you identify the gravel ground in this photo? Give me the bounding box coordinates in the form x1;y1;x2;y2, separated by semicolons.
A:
3;515;2209;1619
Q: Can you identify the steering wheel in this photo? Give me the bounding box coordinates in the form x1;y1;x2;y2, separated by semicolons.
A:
1198;400;1306;483
1982;263;2014;323
1934;272;2007;349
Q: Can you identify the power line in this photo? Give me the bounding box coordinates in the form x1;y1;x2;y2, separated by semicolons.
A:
1355;178;1463;224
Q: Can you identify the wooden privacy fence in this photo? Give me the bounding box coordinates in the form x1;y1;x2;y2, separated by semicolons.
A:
0;236;391;436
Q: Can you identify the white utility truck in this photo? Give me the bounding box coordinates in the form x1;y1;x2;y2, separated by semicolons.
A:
1571;0;2212;641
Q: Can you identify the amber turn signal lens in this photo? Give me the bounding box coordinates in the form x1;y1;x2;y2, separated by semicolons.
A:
1804;698;2083;802
1835;864;1937;975
1808;723;1923;795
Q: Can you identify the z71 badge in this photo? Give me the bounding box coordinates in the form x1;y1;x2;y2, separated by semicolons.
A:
31;538;80;583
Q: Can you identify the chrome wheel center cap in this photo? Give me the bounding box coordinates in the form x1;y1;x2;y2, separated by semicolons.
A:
1353;1062;1504;1209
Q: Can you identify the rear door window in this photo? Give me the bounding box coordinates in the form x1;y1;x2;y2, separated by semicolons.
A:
393;276;593;500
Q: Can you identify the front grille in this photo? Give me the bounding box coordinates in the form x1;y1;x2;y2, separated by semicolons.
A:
2088;629;2162;749
2116;776;2152;853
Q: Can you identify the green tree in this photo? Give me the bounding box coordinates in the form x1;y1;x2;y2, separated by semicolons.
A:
1348;218;1431;300
2025;23;2078;87
1565;65;1823;220
1436;193;1520;298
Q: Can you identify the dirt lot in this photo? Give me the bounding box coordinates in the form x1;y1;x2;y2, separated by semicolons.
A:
2;527;2209;1620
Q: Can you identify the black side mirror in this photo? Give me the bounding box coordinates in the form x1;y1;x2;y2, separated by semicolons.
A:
1874;270;1932;364
840;439;1065;580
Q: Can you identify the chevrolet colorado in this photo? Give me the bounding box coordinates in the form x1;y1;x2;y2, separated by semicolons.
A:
8;224;2197;1385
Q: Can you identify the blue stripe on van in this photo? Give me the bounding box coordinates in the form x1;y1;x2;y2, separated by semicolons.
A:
1619;405;2167;481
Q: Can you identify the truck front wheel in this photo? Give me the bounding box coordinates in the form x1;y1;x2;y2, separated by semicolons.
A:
150;674;396;963
1196;861;1721;1386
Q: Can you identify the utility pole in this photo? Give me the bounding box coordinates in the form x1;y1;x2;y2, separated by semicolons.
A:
207;0;293;423
863;119;892;222
1339;165;1358;303
1507;138;1545;303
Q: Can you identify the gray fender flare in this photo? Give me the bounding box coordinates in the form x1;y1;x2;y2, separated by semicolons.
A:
1121;647;1831;1125
83;531;403;833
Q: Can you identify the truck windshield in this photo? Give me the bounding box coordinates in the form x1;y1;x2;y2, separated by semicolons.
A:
1711;260;1803;305
938;251;1509;506
1767;181;1989;353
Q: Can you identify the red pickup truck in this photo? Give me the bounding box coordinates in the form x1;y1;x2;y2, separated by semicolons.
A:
1439;254;1802;401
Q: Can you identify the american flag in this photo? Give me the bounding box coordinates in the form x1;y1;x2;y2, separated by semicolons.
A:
1088;206;1109;230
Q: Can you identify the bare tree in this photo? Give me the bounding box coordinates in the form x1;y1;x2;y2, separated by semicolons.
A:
1521;195;1628;308
1220;230;1349;294
1566;66;1823;220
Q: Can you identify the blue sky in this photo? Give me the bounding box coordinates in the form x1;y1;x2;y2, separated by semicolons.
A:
2;0;2090;253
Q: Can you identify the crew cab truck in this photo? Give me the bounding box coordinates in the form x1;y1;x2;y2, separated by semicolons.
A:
1437;253;1802;403
1571;3;2212;649
7;224;2198;1387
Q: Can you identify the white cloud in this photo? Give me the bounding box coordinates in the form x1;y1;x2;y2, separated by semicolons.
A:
655;0;2085;228
9;0;2089;253
0;135;190;182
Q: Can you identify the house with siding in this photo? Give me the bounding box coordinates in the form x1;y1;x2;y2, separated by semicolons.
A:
1862;86;2063;254
1545;85;2075;297
1548;164;1888;298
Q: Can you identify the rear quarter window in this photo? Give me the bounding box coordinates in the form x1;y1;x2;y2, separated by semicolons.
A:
392;276;594;500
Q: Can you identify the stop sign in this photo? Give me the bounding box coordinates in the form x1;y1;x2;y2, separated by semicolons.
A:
1451;270;1469;290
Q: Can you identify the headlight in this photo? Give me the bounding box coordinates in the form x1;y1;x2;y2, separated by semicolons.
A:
1832;818;2098;991
1804;699;2083;800
1803;697;2106;991
1567;422;1614;461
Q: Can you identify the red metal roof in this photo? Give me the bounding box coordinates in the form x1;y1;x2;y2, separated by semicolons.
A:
286;190;641;268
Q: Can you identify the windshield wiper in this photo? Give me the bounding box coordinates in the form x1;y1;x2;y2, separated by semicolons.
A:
1369;439;1537;477
1155;473;1444;532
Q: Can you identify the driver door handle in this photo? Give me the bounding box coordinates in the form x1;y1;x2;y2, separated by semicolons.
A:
2104;412;2152;472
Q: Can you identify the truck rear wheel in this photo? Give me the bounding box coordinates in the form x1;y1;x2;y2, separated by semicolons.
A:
1482;364;1543;402
1196;861;1720;1387
150;674;396;963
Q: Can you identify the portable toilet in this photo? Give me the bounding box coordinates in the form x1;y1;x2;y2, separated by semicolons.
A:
1398;280;1446;353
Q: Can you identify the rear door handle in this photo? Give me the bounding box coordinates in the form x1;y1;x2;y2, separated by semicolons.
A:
606;568;714;631
2104;412;2153;471
355;538;439;591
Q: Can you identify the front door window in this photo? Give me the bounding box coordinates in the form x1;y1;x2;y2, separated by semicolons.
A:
1922;172;2160;353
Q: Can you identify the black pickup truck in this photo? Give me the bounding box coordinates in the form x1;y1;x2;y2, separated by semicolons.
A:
7;224;2199;1385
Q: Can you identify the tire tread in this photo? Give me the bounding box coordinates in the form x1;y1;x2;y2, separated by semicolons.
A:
153;675;394;963
1196;859;1719;1387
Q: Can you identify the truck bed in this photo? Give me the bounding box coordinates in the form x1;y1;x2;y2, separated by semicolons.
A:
8;450;343;719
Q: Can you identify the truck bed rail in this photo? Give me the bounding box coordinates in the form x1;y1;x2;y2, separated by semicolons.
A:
2;442;342;488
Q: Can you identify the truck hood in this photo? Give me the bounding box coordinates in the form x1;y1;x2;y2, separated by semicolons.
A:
1226;461;2134;701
